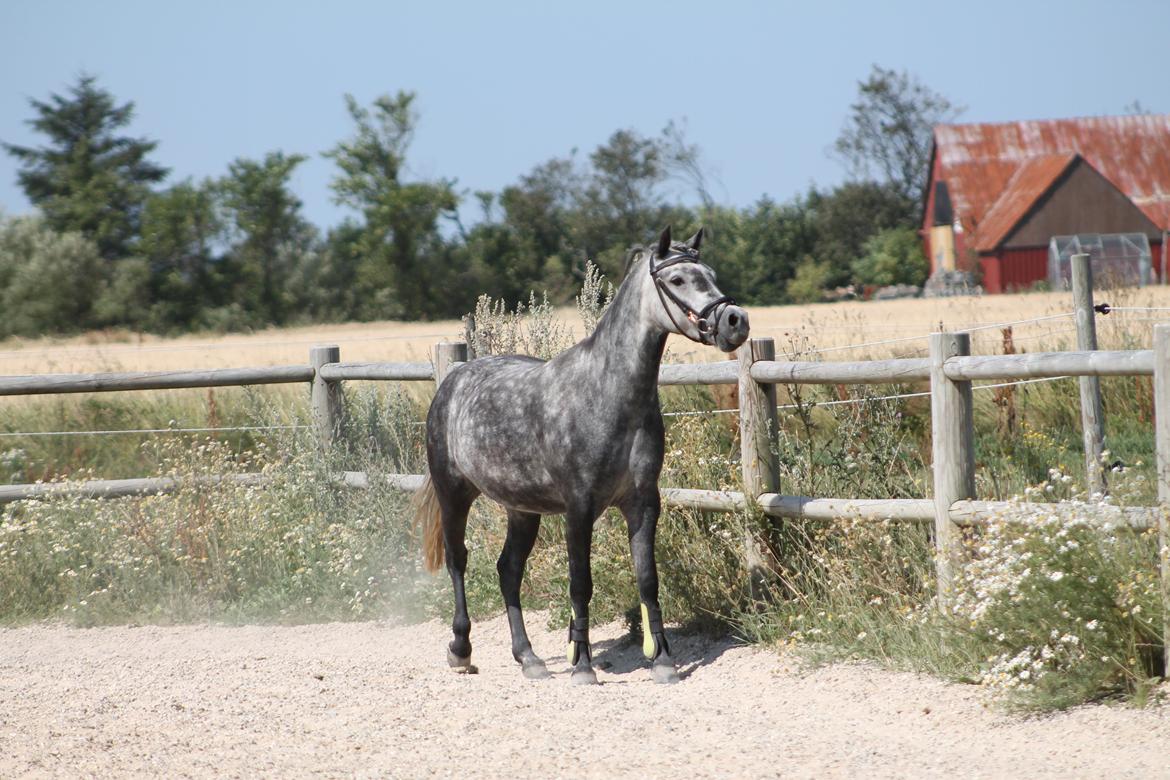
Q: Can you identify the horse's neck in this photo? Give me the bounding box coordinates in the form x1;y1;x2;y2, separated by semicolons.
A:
578;266;666;399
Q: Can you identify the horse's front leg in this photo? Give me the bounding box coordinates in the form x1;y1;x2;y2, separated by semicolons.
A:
622;491;680;684
564;503;599;685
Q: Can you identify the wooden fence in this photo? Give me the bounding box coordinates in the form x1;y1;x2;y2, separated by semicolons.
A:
2;312;1169;670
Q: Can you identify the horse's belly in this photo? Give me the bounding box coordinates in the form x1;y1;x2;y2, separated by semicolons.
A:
455;446;567;515
453;440;633;516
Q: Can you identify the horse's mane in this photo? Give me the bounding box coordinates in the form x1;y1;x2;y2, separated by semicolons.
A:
621;239;694;278
621;245;646;278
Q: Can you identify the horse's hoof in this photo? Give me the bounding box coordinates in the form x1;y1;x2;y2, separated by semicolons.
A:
652;663;680;684
570;666;599;685
447;648;477;674
521;660;550;680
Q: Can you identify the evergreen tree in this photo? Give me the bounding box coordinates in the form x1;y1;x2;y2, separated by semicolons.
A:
3;74;168;261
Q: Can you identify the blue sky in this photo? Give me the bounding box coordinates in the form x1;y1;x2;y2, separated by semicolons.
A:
1;0;1167;231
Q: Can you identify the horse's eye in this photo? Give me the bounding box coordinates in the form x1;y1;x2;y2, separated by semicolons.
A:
670;277;684;286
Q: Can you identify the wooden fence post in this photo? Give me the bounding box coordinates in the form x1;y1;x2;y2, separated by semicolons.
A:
310;345;342;447
737;337;780;599
462;315;478;359
929;332;976;610
433;341;469;387
1153;323;1170;675
737;337;780;498
1072;252;1106;495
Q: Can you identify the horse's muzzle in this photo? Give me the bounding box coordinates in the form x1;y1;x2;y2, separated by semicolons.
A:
713;305;750;353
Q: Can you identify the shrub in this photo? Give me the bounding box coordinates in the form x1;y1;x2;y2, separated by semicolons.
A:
950;468;1164;709
851;225;928;288
786;257;832;303
0;215;103;336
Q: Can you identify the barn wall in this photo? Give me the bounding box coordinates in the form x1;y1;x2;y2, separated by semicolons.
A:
982;243;1164;295
978;249;1047;294
999;247;1050;291
922;157;940;273
1003;161;1161;248
978;255;1002;294
922;158;974;274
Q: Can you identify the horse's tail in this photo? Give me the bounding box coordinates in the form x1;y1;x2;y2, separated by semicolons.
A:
411;474;444;573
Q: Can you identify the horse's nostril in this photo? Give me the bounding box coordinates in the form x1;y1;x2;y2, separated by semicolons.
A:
728;314;739;327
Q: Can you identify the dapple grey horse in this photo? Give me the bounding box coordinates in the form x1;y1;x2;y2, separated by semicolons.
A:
413;225;750;684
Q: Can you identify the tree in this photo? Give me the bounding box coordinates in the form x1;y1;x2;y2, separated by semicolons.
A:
811;181;914;288
219;151;313;324
851;226;928;288
134;179;224;328
833;65;960;204
575;129;672;261
304;220;367;321
324;92;461;319
703;195;817;305
659;118;716;210
460;122;710;307
499;156;579;264
3;74;168;261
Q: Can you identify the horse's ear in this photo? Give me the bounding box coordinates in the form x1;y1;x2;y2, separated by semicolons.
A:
656;225;672;257
686;227;704;254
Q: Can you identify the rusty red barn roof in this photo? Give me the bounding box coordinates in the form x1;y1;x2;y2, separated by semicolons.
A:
970;153;1078;252
931;115;1170;251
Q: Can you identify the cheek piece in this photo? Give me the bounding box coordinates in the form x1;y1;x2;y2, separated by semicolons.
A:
649;251;736;345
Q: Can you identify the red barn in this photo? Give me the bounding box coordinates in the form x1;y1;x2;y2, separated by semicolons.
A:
921;115;1170;293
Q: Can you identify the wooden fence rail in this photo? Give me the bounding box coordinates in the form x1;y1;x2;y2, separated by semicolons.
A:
750;357;931;384
943;350;1153;380
0;365;315;396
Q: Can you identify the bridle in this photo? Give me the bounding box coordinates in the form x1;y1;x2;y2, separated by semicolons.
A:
649;248;736;345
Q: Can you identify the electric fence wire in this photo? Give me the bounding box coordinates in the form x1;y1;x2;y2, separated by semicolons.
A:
660;375;1073;418
0;420;432;439
0;424;307;439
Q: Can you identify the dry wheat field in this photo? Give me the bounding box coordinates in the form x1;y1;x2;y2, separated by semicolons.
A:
4;287;1170;376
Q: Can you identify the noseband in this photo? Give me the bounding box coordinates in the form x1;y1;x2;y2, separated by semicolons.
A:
649;249;736;345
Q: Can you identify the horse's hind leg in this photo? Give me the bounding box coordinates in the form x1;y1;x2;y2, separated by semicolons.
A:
497;509;549;680
439;487;477;672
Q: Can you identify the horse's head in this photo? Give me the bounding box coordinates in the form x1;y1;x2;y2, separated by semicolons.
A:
641;225;750;353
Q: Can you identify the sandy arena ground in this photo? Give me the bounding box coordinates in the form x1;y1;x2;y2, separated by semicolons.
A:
2;613;1168;779
4;287;1170;376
